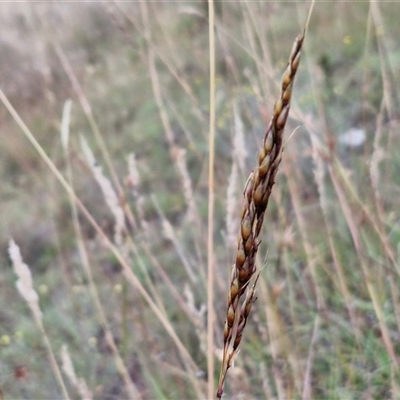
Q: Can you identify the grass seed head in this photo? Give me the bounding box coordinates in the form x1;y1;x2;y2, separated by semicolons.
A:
217;30;305;399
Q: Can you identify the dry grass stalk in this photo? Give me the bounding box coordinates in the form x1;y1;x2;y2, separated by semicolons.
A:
60;345;93;400
127;153;151;237
207;1;217;398
310;132;361;345
328;160;400;372
226;104;248;249
301;315;320;400
0;89;204;399
80;135;127;247
48;26;138;236
8;239;71;400
63;130;142;397
216;32;305;398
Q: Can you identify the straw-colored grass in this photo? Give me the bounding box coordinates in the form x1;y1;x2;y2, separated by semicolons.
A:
1;2;400;399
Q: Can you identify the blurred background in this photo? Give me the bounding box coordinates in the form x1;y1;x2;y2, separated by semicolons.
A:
1;2;400;399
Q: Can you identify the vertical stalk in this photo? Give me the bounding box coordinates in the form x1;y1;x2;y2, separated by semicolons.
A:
207;1;216;398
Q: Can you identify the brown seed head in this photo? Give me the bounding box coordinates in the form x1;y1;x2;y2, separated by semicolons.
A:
217;30;305;400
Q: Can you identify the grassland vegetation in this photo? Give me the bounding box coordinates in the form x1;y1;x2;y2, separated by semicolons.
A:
1;2;400;399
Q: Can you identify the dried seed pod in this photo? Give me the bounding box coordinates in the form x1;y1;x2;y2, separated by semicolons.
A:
258;154;271;177
243;235;253;254
276;104;290;129
241;215;252;240
258;146;266;163
230;277;239;301
253;183;264;207
227;305;235;328
236;246;245;268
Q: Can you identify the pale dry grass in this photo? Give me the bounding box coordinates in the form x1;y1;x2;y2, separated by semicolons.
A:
2;2;400;399
8;239;70;399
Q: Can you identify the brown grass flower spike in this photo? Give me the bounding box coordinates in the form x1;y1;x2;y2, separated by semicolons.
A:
217;31;305;399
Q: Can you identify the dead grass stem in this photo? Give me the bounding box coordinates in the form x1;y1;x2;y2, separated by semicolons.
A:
329;160;400;373
310;132;362;345
207;1;217;397
0;88;205;399
8;240;71;400
62;104;142;399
